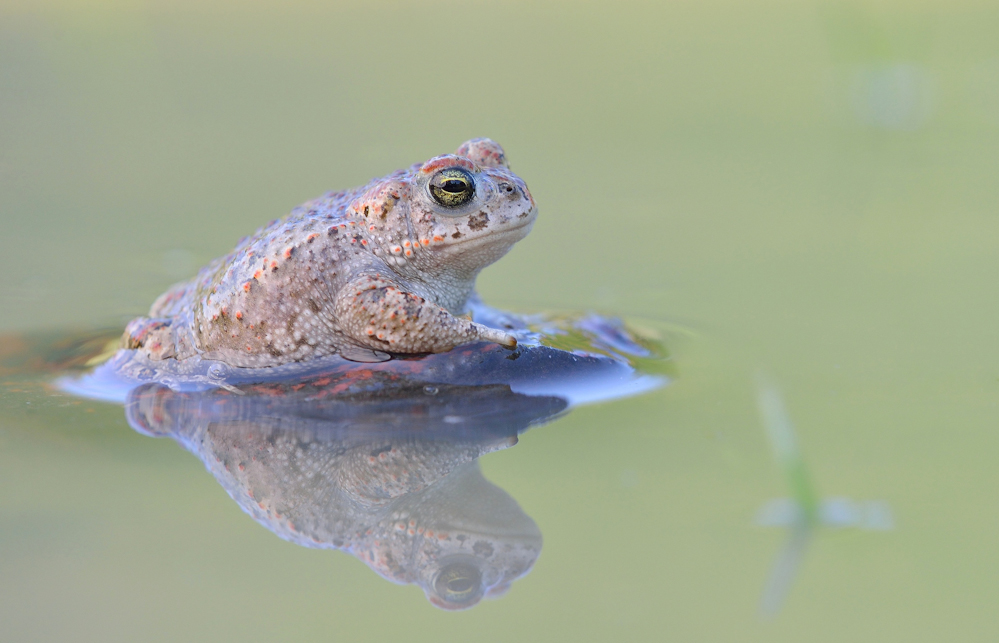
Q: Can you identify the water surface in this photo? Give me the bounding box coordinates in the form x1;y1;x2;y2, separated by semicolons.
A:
2;0;999;640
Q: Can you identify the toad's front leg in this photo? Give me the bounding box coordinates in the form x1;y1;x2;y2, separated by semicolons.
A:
335;276;516;357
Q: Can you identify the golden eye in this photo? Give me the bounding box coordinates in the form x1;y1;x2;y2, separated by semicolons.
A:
429;168;475;208
434;562;483;605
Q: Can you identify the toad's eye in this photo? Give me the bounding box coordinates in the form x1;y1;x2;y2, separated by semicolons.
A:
429;168;475;208
434;562;483;605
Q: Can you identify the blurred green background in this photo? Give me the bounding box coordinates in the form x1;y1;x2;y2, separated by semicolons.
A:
2;0;999;640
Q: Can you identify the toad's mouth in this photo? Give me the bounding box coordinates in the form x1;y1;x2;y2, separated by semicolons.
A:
443;209;537;246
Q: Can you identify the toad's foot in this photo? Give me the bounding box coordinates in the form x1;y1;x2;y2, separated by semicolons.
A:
336;278;517;354
122;317;198;361
122;317;177;360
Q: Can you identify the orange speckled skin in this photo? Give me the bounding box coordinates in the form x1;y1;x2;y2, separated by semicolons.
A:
124;139;537;367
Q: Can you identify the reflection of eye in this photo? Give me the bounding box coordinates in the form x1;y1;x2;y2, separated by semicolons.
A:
434;562;483;604
429;168;475;207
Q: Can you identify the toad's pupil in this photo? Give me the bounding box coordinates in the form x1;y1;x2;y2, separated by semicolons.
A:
442;179;468;193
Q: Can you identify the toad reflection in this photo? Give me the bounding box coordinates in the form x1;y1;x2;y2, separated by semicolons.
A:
125;380;564;609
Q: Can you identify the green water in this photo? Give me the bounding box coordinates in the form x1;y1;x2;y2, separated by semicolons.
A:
3;0;999;640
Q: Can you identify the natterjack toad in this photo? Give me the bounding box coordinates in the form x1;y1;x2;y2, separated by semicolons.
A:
123;139;536;366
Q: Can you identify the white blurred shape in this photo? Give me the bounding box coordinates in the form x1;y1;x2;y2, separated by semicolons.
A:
850;63;934;131
820;497;861;527
756;497;893;531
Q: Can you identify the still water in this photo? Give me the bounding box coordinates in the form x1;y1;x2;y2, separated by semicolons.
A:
2;0;999;641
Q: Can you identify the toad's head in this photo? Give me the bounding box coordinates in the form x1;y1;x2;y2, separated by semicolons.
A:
349;139;537;285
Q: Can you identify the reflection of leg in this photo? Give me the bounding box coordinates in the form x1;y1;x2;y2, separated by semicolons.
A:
759;523;813;619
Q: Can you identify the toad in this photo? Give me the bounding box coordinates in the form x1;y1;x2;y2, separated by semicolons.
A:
123;138;536;366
